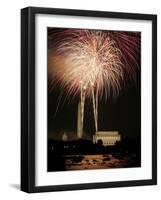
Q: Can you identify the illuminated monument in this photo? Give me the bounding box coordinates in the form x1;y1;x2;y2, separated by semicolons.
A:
93;131;121;146
77;101;83;138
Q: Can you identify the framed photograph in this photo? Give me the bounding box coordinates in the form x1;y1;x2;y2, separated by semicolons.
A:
21;7;157;193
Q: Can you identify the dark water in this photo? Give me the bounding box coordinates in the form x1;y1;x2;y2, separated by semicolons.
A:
48;153;140;171
64;154;140;170
48;138;141;171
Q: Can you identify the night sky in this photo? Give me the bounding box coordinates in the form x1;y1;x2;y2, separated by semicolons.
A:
48;73;141;141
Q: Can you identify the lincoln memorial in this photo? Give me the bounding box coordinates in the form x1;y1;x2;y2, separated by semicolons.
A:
93;131;121;146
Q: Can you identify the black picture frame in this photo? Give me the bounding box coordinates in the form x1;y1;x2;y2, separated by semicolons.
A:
21;6;157;193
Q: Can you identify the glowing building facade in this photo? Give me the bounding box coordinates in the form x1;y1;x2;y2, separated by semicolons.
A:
93;131;121;146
